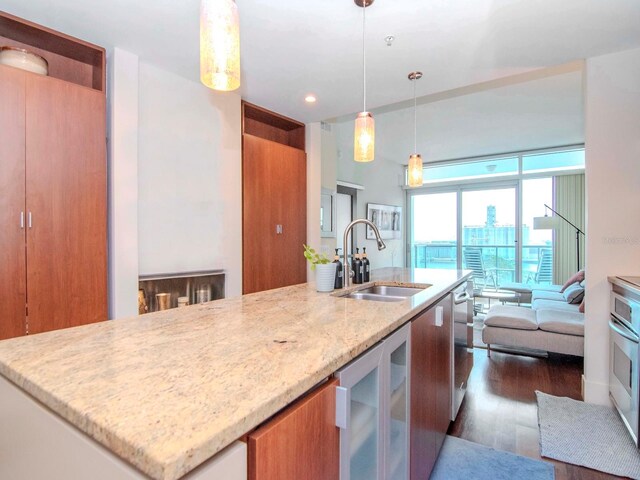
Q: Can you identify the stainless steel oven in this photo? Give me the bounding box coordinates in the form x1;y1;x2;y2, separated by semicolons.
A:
609;290;640;446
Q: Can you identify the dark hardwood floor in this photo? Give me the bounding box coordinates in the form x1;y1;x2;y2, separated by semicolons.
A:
448;349;625;480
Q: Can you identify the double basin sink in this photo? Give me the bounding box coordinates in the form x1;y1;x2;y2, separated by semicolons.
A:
338;284;427;303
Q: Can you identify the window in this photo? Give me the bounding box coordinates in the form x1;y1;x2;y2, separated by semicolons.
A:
406;146;585;285
522;149;584;174
420;157;518;184
521;178;553;284
406;146;584;186
410;192;457;269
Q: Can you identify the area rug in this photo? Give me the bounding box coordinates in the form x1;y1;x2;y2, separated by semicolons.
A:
431;435;555;480
536;391;640;479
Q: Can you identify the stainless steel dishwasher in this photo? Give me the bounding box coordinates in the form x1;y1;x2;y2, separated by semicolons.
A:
451;280;474;420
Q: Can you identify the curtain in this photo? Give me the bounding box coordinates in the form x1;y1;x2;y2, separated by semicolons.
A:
553;174;585;284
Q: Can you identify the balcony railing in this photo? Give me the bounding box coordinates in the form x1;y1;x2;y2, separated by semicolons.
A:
412;243;553;285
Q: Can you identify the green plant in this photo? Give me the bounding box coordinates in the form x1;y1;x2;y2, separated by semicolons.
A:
303;244;331;270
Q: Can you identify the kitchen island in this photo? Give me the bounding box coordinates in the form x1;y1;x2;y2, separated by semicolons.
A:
0;267;470;480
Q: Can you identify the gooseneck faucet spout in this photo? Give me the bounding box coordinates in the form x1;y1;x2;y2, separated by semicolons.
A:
342;219;386;288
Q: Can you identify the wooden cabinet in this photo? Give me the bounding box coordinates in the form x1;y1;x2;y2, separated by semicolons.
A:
410;293;453;480
0;65;27;340
242;102;307;294
248;378;339;480
0;13;106;340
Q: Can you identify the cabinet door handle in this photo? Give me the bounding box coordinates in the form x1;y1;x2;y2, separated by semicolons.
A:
28;212;32;228
435;305;444;327
335;386;348;429
20;211;25;229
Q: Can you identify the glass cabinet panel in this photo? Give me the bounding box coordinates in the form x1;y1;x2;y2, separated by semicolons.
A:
350;368;380;480
387;339;409;480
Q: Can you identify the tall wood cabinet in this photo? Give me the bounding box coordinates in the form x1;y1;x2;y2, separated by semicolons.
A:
242;102;307;294
0;12;107;340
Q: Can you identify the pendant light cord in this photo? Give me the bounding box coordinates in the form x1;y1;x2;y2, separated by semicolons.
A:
413;76;417;153
362;3;366;112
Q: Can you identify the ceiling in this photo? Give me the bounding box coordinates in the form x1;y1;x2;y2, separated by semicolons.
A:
333;67;585;164
2;0;640;122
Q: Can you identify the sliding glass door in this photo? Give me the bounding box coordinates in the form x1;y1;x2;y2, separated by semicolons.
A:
409;183;523;286
461;186;518;287
410;192;457;269
521;178;553;284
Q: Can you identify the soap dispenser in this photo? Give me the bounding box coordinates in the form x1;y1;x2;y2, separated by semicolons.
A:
353;248;363;284
333;248;343;289
362;247;371;282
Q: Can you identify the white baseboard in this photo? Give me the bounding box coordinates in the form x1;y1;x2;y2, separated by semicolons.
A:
583;377;613;406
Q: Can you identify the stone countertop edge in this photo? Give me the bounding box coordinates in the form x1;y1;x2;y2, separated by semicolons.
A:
608;275;640;296
0;267;471;480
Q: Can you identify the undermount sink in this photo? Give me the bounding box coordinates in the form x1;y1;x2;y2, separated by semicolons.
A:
356;285;425;297
340;284;426;302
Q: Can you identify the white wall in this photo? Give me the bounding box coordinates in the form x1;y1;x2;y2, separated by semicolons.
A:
306;122;322;281
107;48;140;319
137;62;242;297
319;125;339;258
583;46;640;404
334;120;406;269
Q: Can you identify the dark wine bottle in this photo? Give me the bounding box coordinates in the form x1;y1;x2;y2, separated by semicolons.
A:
333;248;343;289
353;248;363;284
362;247;371;282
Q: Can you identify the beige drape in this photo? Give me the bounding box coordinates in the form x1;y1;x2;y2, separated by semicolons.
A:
553;174;585;284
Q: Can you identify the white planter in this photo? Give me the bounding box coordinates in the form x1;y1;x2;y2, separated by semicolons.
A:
315;263;337;292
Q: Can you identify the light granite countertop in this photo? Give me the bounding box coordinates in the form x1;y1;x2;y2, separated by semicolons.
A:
0;267;470;480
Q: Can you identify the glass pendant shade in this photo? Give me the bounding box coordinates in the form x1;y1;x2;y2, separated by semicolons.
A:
408;153;423;187
354;112;375;162
200;0;240;91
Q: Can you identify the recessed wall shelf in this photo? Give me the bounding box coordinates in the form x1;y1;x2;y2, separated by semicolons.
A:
242;101;305;150
0;10;105;91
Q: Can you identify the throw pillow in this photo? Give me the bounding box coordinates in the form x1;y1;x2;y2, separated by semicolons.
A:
560;270;586;293
563;282;585;304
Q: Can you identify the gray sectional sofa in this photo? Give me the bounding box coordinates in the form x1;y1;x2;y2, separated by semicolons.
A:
481;282;585;357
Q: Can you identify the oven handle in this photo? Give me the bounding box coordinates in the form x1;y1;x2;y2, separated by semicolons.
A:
609;318;640;344
454;291;470;305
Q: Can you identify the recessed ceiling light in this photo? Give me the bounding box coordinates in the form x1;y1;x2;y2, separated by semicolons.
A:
305;95;317;103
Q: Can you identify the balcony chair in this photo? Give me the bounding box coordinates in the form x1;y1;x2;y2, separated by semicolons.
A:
525;249;553;284
464;248;497;292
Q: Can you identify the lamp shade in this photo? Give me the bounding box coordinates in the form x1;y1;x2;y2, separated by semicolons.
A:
354;112;375;162
533;215;560;230
407;154;423;187
200;0;240;91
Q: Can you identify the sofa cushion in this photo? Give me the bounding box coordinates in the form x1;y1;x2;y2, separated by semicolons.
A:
537;309;585;336
499;282;562;294
532;290;565;302
560;270;585;292
485;305;538;331
563;282;585;304
532;299;581;312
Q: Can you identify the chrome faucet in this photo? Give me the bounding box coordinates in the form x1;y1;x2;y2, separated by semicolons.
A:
342;219;386;288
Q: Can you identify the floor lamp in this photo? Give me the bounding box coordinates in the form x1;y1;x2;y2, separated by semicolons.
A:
533;203;585;271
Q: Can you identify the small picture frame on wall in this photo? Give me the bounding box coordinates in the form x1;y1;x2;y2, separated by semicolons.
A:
366;203;402;240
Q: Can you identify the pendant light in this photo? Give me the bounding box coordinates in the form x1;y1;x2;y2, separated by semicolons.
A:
353;0;375;162
200;0;241;91
407;71;423;187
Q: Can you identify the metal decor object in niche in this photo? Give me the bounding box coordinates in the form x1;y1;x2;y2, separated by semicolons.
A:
138;270;225;313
